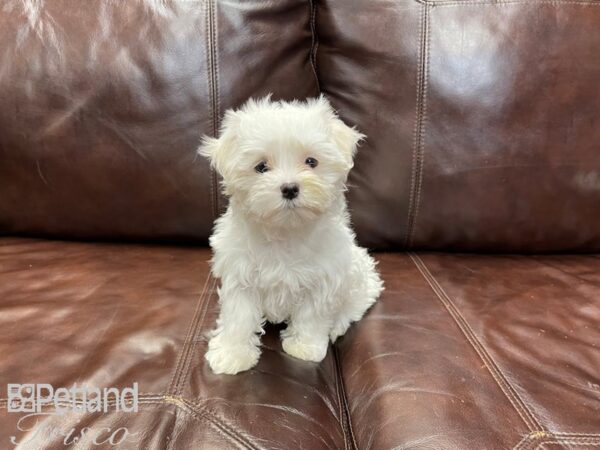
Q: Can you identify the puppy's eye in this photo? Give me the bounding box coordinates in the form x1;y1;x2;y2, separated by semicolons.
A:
305;157;318;168
254;161;269;173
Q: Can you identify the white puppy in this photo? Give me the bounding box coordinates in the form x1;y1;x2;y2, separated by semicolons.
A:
199;96;383;375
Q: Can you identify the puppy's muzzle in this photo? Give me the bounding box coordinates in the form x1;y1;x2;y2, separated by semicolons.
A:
280;183;299;200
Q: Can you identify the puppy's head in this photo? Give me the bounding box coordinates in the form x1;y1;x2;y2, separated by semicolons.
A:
199;95;364;228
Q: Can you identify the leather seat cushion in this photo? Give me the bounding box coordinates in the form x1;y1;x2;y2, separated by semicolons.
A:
337;252;600;449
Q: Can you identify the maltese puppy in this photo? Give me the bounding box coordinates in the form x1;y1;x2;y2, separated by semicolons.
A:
199;96;383;375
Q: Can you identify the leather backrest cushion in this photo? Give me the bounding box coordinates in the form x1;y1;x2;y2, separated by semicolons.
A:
0;0;318;242
319;0;600;252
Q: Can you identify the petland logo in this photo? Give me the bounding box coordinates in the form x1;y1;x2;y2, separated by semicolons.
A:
7;383;139;414
6;383;140;447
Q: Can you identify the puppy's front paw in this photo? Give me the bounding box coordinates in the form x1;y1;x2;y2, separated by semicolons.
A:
205;341;260;375
282;335;328;363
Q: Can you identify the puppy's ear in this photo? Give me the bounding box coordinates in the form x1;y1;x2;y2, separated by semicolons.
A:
198;110;241;178
330;119;365;170
314;96;365;169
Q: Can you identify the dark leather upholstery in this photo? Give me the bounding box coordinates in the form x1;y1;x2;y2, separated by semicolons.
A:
339;253;600;449
0;1;598;449
0;0;317;242
0;239;345;449
319;0;600;252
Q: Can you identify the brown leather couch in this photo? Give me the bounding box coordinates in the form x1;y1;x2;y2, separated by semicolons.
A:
1;1;599;449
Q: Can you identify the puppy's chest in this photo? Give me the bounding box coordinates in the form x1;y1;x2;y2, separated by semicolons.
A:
250;238;347;291
250;250;323;292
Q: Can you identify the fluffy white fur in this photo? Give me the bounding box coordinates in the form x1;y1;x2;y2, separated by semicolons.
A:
199;96;383;375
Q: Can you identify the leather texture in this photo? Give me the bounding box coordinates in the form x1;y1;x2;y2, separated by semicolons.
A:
0;238;346;449
318;0;600;251
0;0;317;243
0;238;598;449
338;252;600;449
2;0;599;252
0;0;599;449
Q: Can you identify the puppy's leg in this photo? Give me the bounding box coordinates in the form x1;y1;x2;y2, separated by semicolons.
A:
330;247;383;342
205;281;263;375
281;301;331;363
329;291;376;343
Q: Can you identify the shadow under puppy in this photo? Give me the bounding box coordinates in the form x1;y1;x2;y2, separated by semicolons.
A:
199;96;383;375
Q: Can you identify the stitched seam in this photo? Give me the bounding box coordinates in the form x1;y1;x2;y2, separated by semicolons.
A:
206;0;220;219
163;397;256;450
525;436;600;450
552;433;600;437
205;0;216;220
515;432;555;450
333;348;348;449
514;434;534;450
409;253;543;431
404;0;598;248
167;274;211;392
173;275;214;396
198;411;255;450
334;347;349;450
415;0;599;6
176;276;217;396
165;396;257;450
410;4;431;249
166;402;185;450
309;0;321;93
334;346;357;450
164;396;257;450
404;3;425;249
410;253;541;430
167;271;212;395
1;395;256;449
0;394;166;410
404;3;430;250
535;440;600;449
212;0;221;215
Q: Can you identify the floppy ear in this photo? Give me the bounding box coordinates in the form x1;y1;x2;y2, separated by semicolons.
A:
330;119;365;169
313;95;365;169
197;110;241;178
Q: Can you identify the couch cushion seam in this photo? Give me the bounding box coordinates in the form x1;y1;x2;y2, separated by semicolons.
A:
0;393;166;409
206;0;220;220
409;252;543;432
416;0;599;6
552;433;600;437
405;3;430;249
212;0;221;216
333;348;348;450
334;345;356;449
167;271;213;395
309;0;321;94
176;276;217;396
0;395;257;449
0;276;214;410
163;396;258;450
405;0;597;249
171;274;214;396
531;438;600;450
514;432;600;450
410;2;431;249
514;433;535;450
535;440;600;449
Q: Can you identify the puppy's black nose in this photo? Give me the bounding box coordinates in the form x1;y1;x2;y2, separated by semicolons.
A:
280;183;299;200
